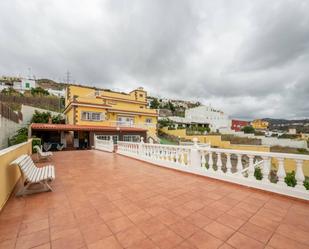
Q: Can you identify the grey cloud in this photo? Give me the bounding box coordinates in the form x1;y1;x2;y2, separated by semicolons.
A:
0;0;308;119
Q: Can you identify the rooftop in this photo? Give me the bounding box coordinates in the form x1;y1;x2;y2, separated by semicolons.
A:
1;150;309;249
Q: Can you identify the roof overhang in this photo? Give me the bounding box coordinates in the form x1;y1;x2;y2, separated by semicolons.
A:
30;123;147;132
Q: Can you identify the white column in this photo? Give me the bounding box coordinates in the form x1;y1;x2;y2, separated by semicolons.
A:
226;153;232;174
248;155;255;179
236;154;243;175
139;137;144;156
295;160;305;190
216;152;222;172
190;138;201;169
276;158;286;186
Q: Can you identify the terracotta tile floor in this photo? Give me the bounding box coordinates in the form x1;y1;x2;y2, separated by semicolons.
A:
1;150;309;249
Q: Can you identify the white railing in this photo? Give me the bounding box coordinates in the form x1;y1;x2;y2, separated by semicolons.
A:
108;121;156;129
116;138;309;200
94;136;114;152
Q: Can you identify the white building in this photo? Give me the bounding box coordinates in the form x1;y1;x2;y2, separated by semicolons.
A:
47;88;66;98
13;78;36;92
0;82;9;91
168;105;231;132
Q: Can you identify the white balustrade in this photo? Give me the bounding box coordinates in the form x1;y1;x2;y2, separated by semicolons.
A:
115;139;309;200
94;136;114;152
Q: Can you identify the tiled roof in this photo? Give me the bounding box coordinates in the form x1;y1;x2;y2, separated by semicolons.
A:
30;123;147;132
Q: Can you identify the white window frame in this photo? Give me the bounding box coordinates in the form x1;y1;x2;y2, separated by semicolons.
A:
81;111;104;121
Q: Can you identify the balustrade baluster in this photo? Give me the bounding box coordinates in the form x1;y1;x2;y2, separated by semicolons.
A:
175;149;180;163
208;152;213;171
295;160;305;189
180;150;185;165
226;153;232;174
236;154;243;175
248;155;255;178
216;152;222;172
276;158;286;185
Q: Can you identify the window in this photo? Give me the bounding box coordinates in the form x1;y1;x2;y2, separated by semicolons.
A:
140;106;144;109
139;94;143;98
81;111;104;121
146;118;152;123
96;135;119;143
25;82;30;88
123;135;140;142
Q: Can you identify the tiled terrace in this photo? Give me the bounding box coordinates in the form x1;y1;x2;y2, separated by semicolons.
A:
1;150;309;249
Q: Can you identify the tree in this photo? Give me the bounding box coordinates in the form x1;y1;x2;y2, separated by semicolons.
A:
150;98;160;109
8;127;28;146
31;87;49;96
52;114;63;124
242;126;255;134
31;110;64;124
31;110;51;123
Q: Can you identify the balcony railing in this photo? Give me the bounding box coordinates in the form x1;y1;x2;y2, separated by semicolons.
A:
108;121;156;129
115;138;309;200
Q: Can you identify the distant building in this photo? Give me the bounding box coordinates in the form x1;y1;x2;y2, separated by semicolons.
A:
231;119;249;131
0;82;9;91
251;119;269;130
13;78;36;93
288;128;297;135
168;105;231;132
47;88;66;98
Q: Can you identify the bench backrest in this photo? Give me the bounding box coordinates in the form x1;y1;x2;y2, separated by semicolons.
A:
16;155;39;181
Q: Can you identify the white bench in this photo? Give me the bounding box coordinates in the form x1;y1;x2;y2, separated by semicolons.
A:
10;154;55;196
34;145;53;161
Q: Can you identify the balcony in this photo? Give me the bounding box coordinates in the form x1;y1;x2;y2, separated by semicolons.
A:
1;148;309;248
108;121;157;129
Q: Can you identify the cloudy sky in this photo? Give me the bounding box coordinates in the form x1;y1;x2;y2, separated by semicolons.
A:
0;0;308;119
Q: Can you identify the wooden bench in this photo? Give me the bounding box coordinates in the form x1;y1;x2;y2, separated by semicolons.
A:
10;154;55;196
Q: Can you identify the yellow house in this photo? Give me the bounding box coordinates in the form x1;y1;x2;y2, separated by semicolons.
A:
251;119;269;130
63;85;158;146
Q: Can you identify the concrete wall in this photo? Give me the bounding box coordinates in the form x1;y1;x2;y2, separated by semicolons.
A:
21;104;63;126
0;140;32;211
160;127;270;152
220;129;308;149
256;136;308;149
0;115;23;149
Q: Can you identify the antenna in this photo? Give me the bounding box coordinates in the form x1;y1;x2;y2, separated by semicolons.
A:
66;70;71;84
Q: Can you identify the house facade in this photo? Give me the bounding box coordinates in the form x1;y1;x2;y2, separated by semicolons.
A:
13;78;36;93
251;119;269;130
231;119;249;131
64;85;158;144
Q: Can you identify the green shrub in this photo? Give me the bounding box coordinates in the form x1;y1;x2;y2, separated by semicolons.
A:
304;180;309;190
32;138;41;153
254;167;263;180
285;171;297;187
8;127;28;146
242;126;255;134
